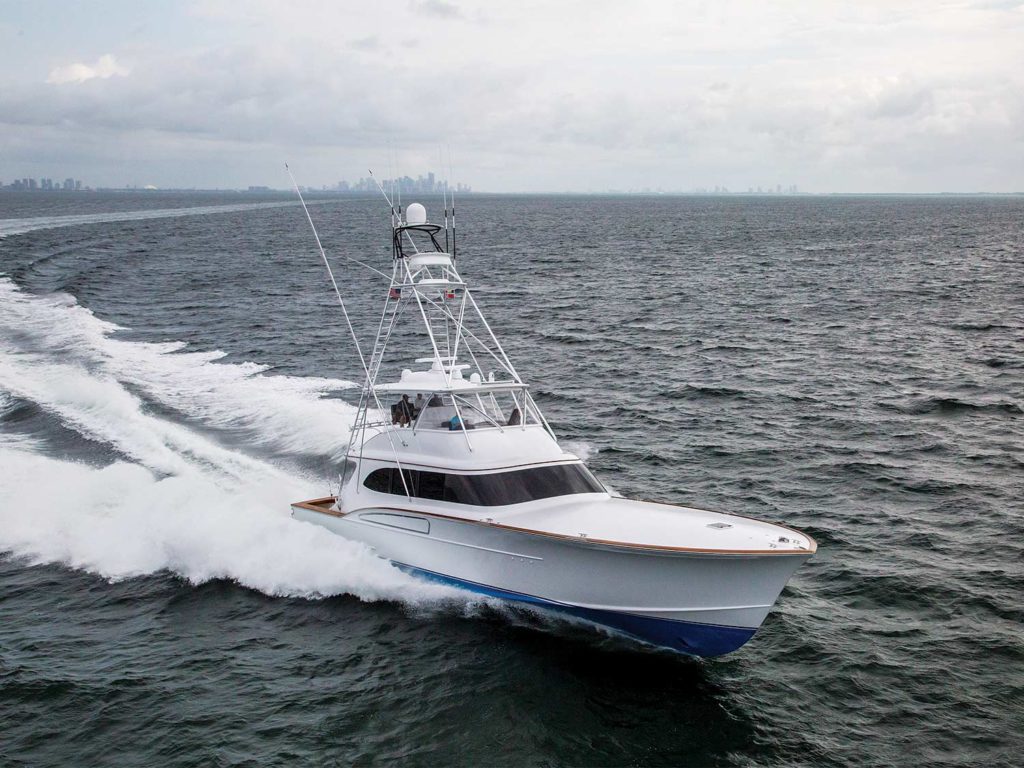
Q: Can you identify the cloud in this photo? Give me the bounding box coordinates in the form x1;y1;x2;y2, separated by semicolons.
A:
411;0;463;19
4;2;1022;191
867;78;935;120
47;54;129;85
348;35;381;50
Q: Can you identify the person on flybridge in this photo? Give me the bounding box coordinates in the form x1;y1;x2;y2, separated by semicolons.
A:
392;394;414;426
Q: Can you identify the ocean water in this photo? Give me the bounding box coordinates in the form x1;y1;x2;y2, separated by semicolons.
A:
1;191;1022;767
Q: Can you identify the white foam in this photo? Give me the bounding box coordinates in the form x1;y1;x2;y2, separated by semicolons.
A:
564;440;599;461
0;352;267;479
0;278;357;461
0;445;461;603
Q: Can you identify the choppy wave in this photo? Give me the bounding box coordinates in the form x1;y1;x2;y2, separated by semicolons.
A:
0;391;39;451
881;395;1023;416
948;321;1014;332
663;384;747;400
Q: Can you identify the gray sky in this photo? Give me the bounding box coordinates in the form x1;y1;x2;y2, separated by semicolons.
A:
2;0;1022;192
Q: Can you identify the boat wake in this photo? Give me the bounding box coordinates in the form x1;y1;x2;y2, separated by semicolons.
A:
0;200;306;239
0;278;463;606
0;277;359;461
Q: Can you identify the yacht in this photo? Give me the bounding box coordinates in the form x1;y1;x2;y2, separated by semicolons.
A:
290;197;816;657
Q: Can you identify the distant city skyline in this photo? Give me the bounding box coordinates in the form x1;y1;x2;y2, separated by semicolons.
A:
2;176;86;192
330;172;471;195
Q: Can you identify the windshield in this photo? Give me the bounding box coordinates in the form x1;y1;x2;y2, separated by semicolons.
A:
409;390;539;431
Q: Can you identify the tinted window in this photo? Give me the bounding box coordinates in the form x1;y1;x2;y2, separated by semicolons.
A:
363;468;391;493
418;471;446;501
362;464;604;506
364;468;416;495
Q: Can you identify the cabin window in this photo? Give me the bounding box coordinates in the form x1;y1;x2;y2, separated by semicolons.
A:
417;470;446;501
364;467;415;495
363;467;392;493
362;463;605;505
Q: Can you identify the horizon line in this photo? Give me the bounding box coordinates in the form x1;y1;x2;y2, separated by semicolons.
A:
3;188;1023;197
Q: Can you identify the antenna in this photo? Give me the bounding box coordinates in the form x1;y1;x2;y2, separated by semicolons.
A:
285;163;370;381
388;142;401;224
441;147;450;253
443;179;450;253
396;150;402;219
448;145;457;260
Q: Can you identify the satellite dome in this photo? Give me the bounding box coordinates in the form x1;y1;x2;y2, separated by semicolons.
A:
405;202;427;225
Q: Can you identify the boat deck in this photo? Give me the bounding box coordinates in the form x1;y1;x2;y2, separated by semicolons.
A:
291;494;816;555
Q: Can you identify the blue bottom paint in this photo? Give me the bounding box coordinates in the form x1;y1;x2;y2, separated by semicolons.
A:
395;562;757;658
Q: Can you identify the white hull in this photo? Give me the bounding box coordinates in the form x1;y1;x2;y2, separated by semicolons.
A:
292;497;812;656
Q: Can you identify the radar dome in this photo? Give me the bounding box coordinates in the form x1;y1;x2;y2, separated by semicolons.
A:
405;203;427;225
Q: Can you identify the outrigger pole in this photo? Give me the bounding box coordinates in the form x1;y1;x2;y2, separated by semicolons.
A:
285;163;413;499
285;163;370;380
367;169;396;230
